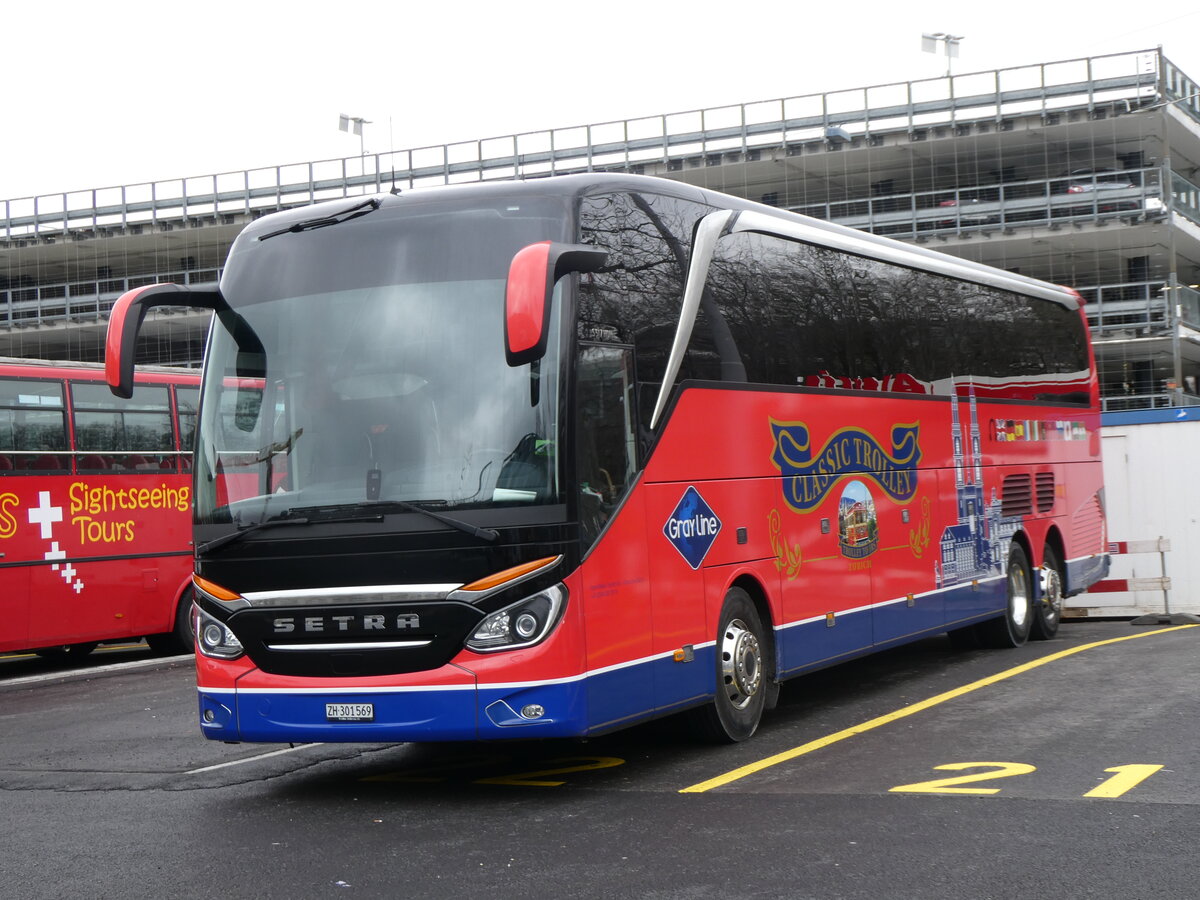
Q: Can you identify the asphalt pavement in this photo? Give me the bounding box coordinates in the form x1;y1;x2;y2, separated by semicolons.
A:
1;620;1197;898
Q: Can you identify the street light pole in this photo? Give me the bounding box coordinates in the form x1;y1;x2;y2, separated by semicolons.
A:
338;114;372;187
921;32;964;78
338;114;371;156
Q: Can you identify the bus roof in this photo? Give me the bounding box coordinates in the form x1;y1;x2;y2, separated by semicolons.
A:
234;173;1081;310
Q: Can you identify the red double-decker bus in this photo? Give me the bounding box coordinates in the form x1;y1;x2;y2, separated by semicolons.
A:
0;358;198;659
106;174;1108;743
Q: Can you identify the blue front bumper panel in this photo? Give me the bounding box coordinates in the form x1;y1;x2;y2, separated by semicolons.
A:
198;679;591;743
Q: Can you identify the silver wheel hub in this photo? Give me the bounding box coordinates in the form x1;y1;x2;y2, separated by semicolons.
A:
1039;565;1063;625
1009;563;1030;629
720;618;761;710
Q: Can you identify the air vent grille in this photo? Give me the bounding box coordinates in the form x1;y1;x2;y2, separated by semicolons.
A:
1035;472;1056;513
1001;473;1033;518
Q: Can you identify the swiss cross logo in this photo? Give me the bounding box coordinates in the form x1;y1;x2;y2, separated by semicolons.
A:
663;486;721;570
26;491;85;594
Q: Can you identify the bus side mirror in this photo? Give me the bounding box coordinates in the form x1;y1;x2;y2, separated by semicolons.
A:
505;242;606;367
106;283;224;398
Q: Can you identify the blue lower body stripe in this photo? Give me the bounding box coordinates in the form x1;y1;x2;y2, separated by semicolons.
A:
198;577;1020;743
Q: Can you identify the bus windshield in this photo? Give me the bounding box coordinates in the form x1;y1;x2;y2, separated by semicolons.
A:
195;200;568;526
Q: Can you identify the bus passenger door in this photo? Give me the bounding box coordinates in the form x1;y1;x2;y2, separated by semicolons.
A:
575;343;653;733
644;481;715;714
578;490;653;734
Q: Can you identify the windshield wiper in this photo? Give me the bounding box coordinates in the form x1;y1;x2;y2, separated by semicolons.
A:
196;511;313;555
197;498;498;556
257;198;381;241
348;499;500;543
197;506;392;555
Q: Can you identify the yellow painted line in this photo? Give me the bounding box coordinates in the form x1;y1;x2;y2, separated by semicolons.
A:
1;643;145;661
680;624;1198;794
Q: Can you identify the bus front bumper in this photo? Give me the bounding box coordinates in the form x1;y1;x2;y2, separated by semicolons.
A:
197;676;589;743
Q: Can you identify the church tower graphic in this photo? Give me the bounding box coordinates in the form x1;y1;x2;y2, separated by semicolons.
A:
937;382;1021;588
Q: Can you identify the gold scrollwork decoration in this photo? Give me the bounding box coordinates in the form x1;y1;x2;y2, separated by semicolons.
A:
908;495;931;559
768;508;803;580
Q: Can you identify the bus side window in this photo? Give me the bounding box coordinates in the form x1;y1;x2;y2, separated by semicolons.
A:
175;385;200;472
71;382;173;473
0;377;68;472
578;191;707;445
576;343;637;547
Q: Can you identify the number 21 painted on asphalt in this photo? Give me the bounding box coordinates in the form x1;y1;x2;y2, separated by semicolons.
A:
889;763;1164;798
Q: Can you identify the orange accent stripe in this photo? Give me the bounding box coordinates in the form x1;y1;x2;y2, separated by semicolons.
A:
193;575;242;602
460;556;560;593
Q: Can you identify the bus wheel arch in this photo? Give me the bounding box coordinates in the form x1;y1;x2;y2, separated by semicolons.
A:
689;582;774;742
146;580;196;655
729;574;780;711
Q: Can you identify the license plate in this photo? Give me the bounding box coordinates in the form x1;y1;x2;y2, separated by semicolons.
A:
326;702;374;722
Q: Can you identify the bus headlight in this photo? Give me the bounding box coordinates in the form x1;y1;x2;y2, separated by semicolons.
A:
195;606;244;660
466;584;567;652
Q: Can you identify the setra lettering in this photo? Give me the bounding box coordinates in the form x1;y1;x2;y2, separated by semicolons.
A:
272;613;422;634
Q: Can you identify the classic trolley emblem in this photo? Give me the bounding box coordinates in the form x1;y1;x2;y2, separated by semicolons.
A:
770;420;922;513
838;480;879;559
663;486;722;569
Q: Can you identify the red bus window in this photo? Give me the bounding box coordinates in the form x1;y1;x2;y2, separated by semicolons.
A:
0;377;68;473
71;381;174;473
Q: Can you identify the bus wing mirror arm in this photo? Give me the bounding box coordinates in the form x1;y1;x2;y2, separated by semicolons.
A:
105;283;225;398
649;209;737;430
505;242;607;367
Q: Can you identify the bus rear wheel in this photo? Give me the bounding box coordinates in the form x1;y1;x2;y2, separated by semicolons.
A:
689;587;770;743
1031;545;1064;640
980;544;1033;648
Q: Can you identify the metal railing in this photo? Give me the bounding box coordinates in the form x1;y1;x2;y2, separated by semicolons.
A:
0;48;1175;241
0;449;193;473
791;167;1167;239
0;267;219;326
1170;170;1200;226
1101;391;1200;411
1176;285;1200;329
1078;280;1173;335
1163;56;1200;125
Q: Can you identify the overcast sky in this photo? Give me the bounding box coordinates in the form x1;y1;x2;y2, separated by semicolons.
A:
3;0;1199;202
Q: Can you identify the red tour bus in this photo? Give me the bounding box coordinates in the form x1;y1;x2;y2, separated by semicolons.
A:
0;357;198;658
105;175;1108;743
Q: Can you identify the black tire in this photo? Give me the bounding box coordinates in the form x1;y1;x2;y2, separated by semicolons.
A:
979;543;1033;648
1030;544;1064;641
146;590;196;655
35;642;98;661
688;587;771;743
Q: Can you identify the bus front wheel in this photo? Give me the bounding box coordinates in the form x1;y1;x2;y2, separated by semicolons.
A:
689;587;770;743
980;544;1033;648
